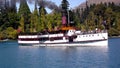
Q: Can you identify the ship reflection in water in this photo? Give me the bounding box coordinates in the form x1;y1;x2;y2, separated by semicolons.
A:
18;45;109;68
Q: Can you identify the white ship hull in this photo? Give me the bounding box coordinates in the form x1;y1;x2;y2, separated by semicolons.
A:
18;32;108;47
32;40;108;47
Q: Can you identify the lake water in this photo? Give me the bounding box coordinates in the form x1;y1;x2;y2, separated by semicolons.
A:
0;38;120;68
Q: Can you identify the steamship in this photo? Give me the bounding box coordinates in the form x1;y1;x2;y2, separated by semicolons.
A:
18;27;108;46
18;0;108;46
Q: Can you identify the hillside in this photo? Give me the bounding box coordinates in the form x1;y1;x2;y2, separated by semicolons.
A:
87;0;120;5
76;0;120;9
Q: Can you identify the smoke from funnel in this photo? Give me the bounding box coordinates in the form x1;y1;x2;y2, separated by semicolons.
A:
37;0;61;11
0;0;61;12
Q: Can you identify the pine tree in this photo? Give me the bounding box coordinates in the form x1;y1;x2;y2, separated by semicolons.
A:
116;13;120;32
87;11;96;30
39;7;46;31
0;4;9;30
53;12;62;28
30;7;39;32
8;12;19;29
18;0;31;32
46;14;53;31
18;0;31;16
19;16;25;32
61;0;69;10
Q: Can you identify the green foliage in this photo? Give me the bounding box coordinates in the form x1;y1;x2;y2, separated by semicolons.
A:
46;11;62;31
0;0;18;40
5;27;18;39
18;0;31;16
61;0;69;10
74;2;120;36
108;28;120;36
18;0;31;32
86;11;96;30
30;8;39;32
46;14;53;31
115;13;120;31
19;16;25;32
0;27;17;39
8;12;19;29
0;7;9;30
39;7;47;31
0;32;3;40
52;12;62;28
0;1;120;39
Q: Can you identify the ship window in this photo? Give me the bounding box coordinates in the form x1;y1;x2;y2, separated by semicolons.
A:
92;35;94;36
98;34;99;36
54;37;63;40
40;37;49;41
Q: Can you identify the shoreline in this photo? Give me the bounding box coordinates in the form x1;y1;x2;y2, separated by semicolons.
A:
0;39;16;42
0;36;120;42
109;36;120;39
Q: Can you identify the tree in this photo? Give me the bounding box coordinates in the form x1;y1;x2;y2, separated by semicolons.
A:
0;6;9;30
115;12;120;33
52;12;62;28
87;11;96;30
39;7;47;31
0;0;18;31
18;0;31;32
5;27;17;39
0;7;4;26
19;16;25;32
104;7;115;29
18;0;31;16
30;8;39;32
73;2;120;36
0;32;3;40
8;12;19;29
46;14;53;31
61;0;69;10
0;27;17;39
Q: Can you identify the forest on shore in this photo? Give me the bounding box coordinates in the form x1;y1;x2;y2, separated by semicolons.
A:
0;0;120;40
